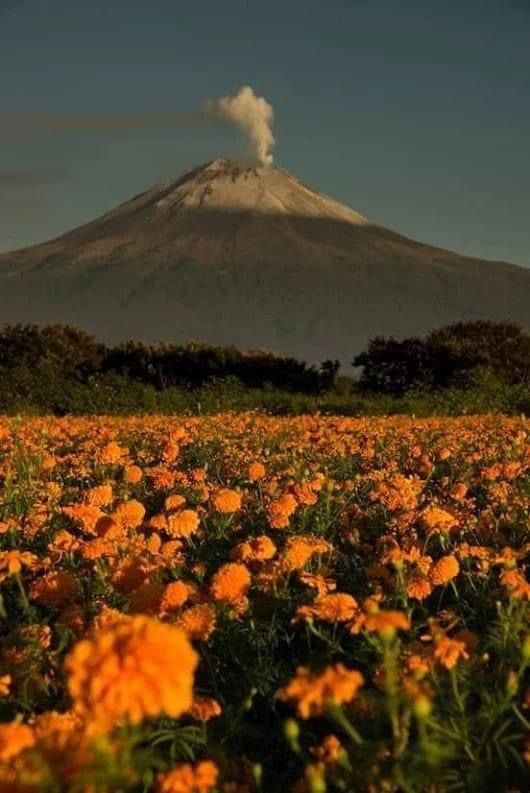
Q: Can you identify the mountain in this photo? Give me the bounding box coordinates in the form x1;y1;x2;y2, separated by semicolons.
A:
1;157;530;362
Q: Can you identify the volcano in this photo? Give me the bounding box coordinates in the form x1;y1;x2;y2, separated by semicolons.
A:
1;158;530;362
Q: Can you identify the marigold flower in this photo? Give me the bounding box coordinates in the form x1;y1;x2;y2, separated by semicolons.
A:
430;554;460;586
113;499;146;530
433;637;469;669
277;663;364;719
267;493;298;529
157;760;218;793
406;572;433;600
500;569;530;600
0;550;39;577
188;696;222;721
0;675;11;696
165;494;187;512
371;474;422;512
310;734;344;765
210;562;251;604
232;535;277;563
294;593;359;624
0;722;35;762
29;571;79;607
160;540;185;561
124;465;143;484
95;515;124;539
31;709;90;772
176;604;217;640
248;462;266;481
280;536;331;573
364;610;410;637
420;505;458;535
62;503;104;535
166;509;200;538
212;488;242;514
97;441;126;465
86;483;113;507
299;572;337;596
292;481;319;507
65;615;198;730
450;482;468;501
160;580;196;613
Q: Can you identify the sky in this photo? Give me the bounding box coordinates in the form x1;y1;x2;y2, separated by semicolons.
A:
0;0;529;266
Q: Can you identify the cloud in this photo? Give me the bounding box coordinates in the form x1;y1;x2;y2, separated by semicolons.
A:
0;169;60;187
0;112;211;141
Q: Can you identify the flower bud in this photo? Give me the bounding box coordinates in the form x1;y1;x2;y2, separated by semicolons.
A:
284;718;301;753
413;695;432;719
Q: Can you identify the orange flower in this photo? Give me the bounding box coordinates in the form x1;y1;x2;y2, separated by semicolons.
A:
113;499;146;530
430;554;460;586
0;722;35;762
500;569;530;600
29;571;79;607
97;441;126;465
450;482;468;501
65;615;198;731
62;503;104;535
157;760;218;793
0;550;39;577
310;734;344;766
365;610;410;638
420;506;458;535
212;488;242;514
0;675;11;697
267;493;297;529
210;562;251;605
294;593;359;624
248;462;266;481
165;494;187;512
232;535;277;563
433;637;469;669
277;663;364;719
176;604;217;640
188;696;222;721
124;465;143;484
160;580;196;613
166;509;200;538
86;483;113;507
280;536;331;572
406;572;433;600
292;481;319;507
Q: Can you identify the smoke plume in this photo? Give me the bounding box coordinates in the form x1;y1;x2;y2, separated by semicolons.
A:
205;86;275;167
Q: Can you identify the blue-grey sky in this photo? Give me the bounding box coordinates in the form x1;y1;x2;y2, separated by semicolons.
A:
1;0;529;265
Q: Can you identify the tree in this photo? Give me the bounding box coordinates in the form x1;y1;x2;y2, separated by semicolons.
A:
352;321;530;394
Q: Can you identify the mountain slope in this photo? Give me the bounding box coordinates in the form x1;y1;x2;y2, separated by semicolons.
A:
1;158;529;362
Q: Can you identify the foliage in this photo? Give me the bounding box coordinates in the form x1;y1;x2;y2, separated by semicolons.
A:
353;320;530;395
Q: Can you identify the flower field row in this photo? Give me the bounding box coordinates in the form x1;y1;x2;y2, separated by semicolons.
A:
0;413;529;791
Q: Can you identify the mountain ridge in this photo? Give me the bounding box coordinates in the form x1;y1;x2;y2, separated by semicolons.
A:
1;159;529;362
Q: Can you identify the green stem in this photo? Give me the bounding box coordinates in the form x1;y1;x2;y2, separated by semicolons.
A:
325;702;364;746
14;573;31;614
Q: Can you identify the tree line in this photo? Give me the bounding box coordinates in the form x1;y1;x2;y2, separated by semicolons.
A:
0;323;339;394
0;320;529;414
353;320;530;395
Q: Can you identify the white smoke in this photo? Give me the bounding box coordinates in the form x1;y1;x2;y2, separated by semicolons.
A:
205;85;275;167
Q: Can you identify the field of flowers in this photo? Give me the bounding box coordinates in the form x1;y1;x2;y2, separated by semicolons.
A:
0;413;529;792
